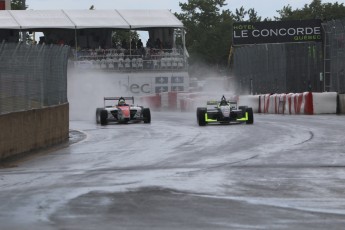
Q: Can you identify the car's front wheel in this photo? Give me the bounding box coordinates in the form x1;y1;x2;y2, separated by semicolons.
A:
246;108;254;124
96;108;103;124
197;107;207;126
100;109;108;125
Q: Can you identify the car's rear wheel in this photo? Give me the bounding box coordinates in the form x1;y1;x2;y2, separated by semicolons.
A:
143;108;151;123
197;107;207;126
100;109;108;125
246;107;254;124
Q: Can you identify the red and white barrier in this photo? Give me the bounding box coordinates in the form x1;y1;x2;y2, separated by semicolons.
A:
140;91;339;114
139;94;161;110
160;92;178;110
259;92;311;115
238;95;260;113
257;92;336;115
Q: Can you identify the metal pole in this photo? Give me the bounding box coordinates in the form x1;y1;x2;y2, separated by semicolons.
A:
129;31;132;56
74;28;78;60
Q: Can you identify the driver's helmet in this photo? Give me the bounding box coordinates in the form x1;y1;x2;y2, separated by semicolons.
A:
118;97;126;106
220;95;228;106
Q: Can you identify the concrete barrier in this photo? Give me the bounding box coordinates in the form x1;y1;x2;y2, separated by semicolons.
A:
0;103;69;161
238;95;260;113
339;94;345;114
312;92;337;114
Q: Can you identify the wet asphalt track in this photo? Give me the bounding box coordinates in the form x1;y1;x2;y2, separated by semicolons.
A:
1;112;345;230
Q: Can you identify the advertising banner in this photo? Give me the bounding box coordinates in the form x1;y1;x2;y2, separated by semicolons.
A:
123;72;189;95
233;19;322;45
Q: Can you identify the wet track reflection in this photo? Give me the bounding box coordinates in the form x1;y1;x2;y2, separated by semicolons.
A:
1;112;345;229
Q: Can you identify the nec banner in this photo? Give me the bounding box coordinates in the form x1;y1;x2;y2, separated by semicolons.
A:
233;19;322;45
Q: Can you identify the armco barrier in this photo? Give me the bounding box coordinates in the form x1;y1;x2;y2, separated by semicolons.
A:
0;103;69;161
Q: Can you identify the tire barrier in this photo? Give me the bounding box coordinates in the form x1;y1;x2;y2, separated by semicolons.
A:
139;91;340;114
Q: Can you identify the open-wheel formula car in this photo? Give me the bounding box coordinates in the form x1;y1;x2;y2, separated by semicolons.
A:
96;96;151;125
196;95;253;126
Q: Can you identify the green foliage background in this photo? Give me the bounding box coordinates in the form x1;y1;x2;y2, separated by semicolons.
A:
175;0;345;77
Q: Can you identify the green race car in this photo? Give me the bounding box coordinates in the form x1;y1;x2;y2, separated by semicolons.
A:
196;95;254;126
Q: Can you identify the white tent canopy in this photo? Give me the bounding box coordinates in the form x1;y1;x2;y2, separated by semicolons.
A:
117;9;183;29
0;10;20;29
0;9;184;30
9;10;75;29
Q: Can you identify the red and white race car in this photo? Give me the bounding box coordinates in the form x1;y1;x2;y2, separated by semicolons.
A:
96;96;151;125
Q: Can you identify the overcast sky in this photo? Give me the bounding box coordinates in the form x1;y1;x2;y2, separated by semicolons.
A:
26;0;343;43
26;0;343;19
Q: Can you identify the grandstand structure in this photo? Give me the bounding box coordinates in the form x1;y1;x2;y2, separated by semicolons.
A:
0;9;190;95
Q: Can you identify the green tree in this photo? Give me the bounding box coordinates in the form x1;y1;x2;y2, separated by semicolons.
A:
176;0;233;75
232;6;247;22
11;0;26;10
247;8;262;22
276;0;345;21
112;30;139;49
231;6;263;22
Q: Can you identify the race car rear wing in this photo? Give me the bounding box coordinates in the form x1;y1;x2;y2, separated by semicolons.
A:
207;100;237;105
207;100;238;109
103;97;134;106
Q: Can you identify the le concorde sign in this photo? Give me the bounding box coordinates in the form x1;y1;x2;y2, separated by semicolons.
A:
232;19;322;45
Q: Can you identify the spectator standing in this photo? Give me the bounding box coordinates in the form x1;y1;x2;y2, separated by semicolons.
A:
137;39;143;49
131;39;137;50
146;38;154;48
155;38;162;50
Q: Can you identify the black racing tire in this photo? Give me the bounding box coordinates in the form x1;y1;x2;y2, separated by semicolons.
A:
96;108;103;124
100;109;108;125
143;108;151;123
246;107;254;124
197;107;207;126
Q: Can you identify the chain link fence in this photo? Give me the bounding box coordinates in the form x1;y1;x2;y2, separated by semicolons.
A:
232;42;323;95
323;19;345;93
0;42;70;115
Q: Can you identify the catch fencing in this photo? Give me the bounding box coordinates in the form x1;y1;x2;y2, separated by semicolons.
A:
323;19;345;93
232;42;323;95
0;42;70;115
